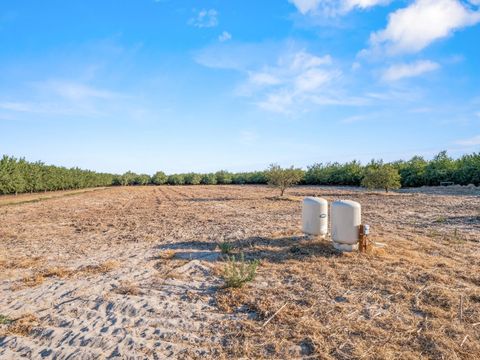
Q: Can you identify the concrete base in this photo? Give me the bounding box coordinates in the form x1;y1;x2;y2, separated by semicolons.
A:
333;242;358;252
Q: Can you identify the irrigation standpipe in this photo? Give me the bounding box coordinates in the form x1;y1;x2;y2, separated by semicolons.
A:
358;224;370;253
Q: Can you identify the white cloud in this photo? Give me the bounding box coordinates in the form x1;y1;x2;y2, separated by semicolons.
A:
289;0;322;14
343;0;391;11
35;80;120;101
366;0;480;56
245;51;340;113
0;102;36;112
248;72;282;86
455;135;480;146
218;31;232;42
195;43;370;114
289;0;390;16
257;91;295;114
188;9;218;28
294;68;335;92
0;80;127;118
340;114;369;123
382;60;440;81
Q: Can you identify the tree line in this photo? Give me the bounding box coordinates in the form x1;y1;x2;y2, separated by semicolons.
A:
0;155;115;195
1;151;479;195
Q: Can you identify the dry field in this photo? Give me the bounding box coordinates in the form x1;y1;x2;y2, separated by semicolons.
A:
0;185;479;359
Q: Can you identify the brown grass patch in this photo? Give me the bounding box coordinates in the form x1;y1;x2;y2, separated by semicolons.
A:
80;260;119;274
158;249;176;259
15;260;119;290
113;281;142;296
0;256;43;270
0;314;40;337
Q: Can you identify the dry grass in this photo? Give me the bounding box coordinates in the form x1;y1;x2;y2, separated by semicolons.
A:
15;260;119;289
1;185;479;358
0;314;40;337
113;281;142;296
157;249;176;259
0;187;108;207
80;259;119;274
0;256;43;270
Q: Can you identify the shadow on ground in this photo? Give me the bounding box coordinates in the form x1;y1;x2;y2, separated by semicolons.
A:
156;236;340;263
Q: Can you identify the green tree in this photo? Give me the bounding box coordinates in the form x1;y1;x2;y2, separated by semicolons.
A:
134;174;151;185
265;164;304;197
152;171;168;185
121;171;137;186
454;153;480;185
361;164;401;192
397;156;427;187
167;174;185;185
425;151;457;185
184;173;202;185
215;170;232;185
0;156;26;195
201;173;217;185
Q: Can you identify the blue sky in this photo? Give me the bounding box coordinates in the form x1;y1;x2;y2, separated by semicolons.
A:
0;0;479;174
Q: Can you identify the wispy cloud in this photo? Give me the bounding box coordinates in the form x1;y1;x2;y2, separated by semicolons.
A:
289;0;391;16
195;42;379;114
381;60;440;81
340;114;369;124
0;79;127;118
218;31;232;42
455;135;480;146
33;80;122;101
188;9;218;28
242;50;341;113
361;0;480;56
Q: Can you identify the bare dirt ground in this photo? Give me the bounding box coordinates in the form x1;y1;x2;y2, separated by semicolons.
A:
0;185;479;359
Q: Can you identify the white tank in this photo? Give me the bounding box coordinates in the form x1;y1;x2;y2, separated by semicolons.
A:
302;197;328;236
331;200;361;251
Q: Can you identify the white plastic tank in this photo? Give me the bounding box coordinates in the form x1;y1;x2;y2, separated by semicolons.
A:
331;200;361;251
302;197;328;236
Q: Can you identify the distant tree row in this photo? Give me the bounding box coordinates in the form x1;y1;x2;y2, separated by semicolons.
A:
112;170;268;186
305;151;480;188
0;155;115;195
1;151;479;195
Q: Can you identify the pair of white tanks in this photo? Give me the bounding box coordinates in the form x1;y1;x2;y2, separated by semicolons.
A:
302;197;361;251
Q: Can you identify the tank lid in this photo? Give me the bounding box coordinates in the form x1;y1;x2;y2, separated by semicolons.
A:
332;200;360;208
303;197;328;204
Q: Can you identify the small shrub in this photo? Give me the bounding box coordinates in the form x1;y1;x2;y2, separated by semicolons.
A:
434;216;447;223
265;164;304;197
0;314;39;336
222;253;259;288
0;314;13;325
218;241;234;254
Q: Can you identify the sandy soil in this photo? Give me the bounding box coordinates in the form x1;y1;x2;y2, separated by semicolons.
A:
0;185;479;359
